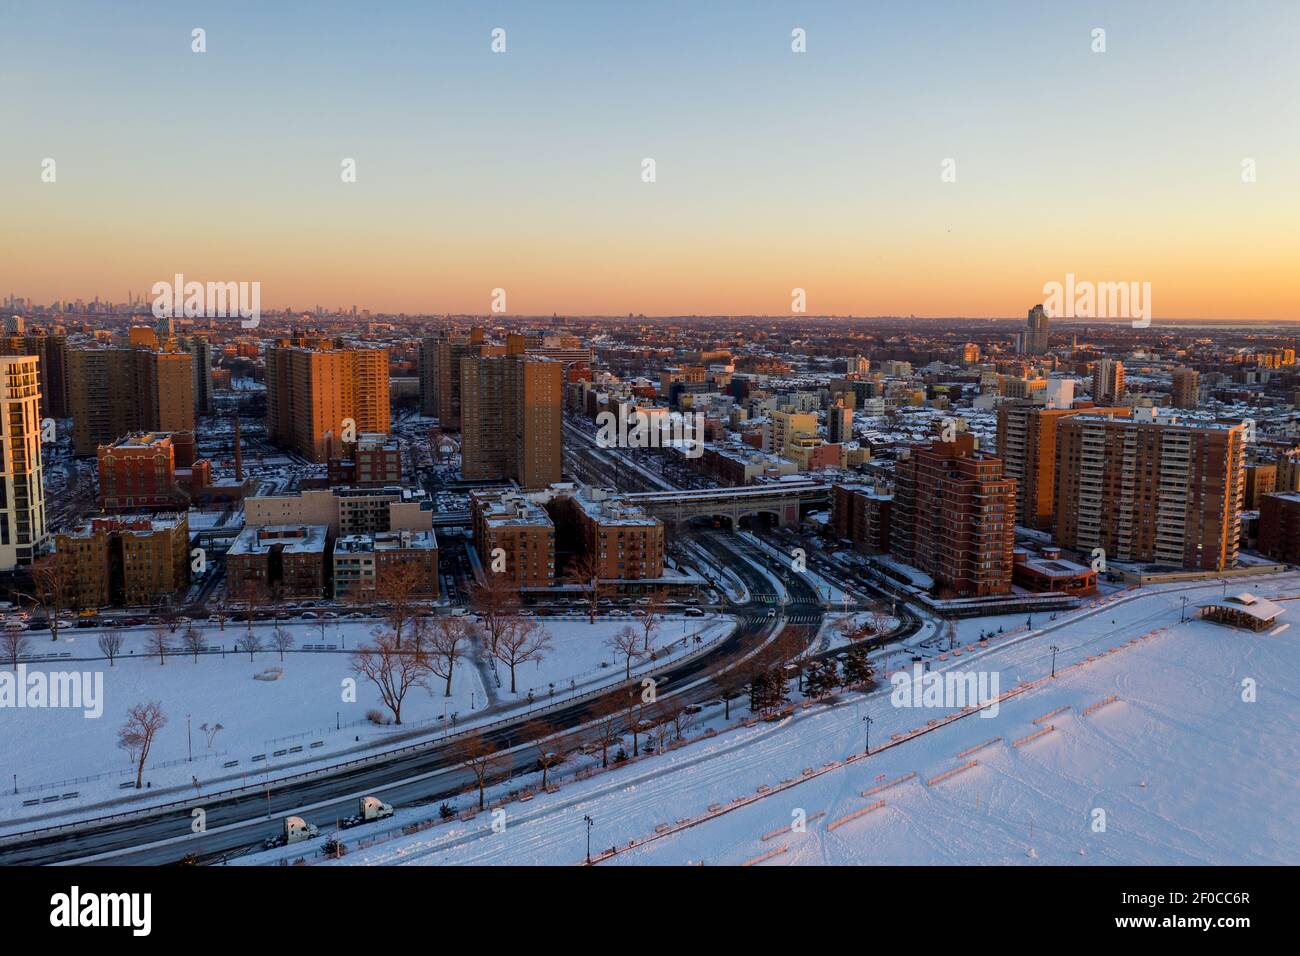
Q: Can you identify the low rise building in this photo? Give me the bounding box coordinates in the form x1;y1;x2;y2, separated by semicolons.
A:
227;524;330;600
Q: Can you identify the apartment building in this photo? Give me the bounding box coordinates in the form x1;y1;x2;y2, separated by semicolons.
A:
264;341;390;462
333;529;439;601
892;434;1016;598
245;486;432;535
68;347;195;455
470;491;556;589
54;513;190;608
996;402;1130;530
1258;493;1300;563
1053;413;1245;571
0;330;69;419
1091;358;1125;404
1171;368;1200;409
227;524;330;600
544;486;665;581
0;355;48;570
830;483;892;555
460;354;562;489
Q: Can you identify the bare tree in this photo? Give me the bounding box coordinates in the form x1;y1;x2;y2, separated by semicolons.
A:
2;628;29;670
605;625;642;681
586;696;624;769
523;720;565;790
350;630;432;725
374;560;427;647
118;701;167;789
491;618;551;694
428;615;473;697
669;704;698;744
470;574;519;655
22;553;76;642
637;590;668;652
233;579;265;638
98;631;124;667
452;732;503;811
181;625;205;663
236;631;264;661
199;722;224;748
211;599;230;632
271;624;295;661
565;551;610;625
146;625;169;665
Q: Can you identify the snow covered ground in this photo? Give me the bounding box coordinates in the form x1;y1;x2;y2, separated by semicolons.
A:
275;572;1300;866
1;614;732;830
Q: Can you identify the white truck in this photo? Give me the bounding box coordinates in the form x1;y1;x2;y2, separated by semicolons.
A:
342;796;394;829
263;816;320;849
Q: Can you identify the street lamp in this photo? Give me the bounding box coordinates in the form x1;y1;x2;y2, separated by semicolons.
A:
584;814;594;864
1049;644;1060;678
862;714;873;755
187;713;192;762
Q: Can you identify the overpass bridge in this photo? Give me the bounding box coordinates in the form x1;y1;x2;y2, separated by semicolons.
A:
623;481;830;529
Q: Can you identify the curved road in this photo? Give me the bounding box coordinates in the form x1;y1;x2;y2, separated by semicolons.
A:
0;530;890;866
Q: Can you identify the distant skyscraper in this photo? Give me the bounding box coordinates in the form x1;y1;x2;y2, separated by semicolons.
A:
0;355;48;569
1171;367;1200;409
1018;304;1050;355
186;335;214;416
1092;358;1125;404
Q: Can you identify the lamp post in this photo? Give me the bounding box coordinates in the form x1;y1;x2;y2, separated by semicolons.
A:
187;713;192;762
1050;644;1060;678
584;814;594;864
862;714;873;755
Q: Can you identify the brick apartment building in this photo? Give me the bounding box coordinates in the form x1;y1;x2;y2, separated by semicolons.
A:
1258;492;1300;563
1053;413;1245;571
55;513;190;608
830;483;892;554
227;524;330;600
333;529;439;601
470;491;556;589
892;434;1016;598
996;403;1130;530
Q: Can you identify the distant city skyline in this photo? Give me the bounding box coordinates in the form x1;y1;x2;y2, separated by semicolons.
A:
3;0;1298;320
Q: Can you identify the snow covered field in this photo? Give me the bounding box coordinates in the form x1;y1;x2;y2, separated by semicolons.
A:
1;614;732;829
284;573;1300;867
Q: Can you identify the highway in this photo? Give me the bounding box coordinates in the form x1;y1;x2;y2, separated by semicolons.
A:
0;528;859;866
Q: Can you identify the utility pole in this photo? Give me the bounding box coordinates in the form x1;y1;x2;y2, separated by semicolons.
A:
1050;644;1059;678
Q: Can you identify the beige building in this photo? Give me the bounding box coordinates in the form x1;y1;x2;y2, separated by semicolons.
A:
245;486;432;535
0;355;48;569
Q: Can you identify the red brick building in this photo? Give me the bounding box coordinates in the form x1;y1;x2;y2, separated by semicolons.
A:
1258;492;1300;563
892;434;1016;597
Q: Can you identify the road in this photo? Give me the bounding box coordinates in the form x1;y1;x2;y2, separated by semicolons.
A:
0;527;883;865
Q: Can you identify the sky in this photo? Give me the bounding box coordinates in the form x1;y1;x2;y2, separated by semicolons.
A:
1;0;1298;320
